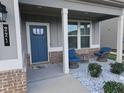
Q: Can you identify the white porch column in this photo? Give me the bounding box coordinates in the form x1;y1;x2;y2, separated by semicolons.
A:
117;10;124;63
62;8;69;74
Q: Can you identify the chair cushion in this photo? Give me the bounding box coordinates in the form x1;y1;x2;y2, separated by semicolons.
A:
69;49;77;58
69;49;81;62
95;47;112;57
100;47;112;53
94;52;103;57
69;58;81;63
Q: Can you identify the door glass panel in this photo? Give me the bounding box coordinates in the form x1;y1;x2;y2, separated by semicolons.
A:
80;23;90;35
68;22;78;35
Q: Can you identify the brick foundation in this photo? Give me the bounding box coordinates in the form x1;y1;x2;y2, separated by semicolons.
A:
0;69;27;93
76;48;99;58
49;51;63;64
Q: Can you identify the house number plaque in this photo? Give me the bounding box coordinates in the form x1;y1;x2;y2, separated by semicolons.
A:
3;24;10;46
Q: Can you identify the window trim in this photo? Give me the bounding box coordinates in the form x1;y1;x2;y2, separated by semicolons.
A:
68;20;92;49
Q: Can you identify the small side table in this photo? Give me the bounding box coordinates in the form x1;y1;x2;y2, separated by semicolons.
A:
80;54;89;62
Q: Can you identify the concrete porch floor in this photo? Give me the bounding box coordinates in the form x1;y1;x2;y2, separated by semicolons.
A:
27;63;64;83
27;63;90;93
28;75;90;93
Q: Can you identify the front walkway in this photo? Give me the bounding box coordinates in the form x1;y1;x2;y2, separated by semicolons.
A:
28;75;90;93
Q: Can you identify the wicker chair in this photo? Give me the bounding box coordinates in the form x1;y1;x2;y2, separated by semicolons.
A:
94;47;112;62
69;49;81;69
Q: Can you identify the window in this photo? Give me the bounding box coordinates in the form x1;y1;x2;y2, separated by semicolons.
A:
80;22;90;48
68;21;91;49
68;22;78;49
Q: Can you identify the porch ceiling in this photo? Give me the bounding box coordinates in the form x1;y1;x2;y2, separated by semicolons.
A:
19;0;122;16
68;10;117;21
20;4;117;21
19;4;61;17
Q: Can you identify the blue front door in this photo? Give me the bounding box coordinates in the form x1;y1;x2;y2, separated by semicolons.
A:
30;25;48;64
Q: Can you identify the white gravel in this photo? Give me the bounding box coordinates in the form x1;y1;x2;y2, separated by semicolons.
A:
70;59;124;93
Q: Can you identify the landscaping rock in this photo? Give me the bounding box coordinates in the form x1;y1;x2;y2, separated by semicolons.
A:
70;60;124;93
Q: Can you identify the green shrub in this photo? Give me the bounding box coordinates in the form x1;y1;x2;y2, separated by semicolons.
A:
111;63;124;75
88;63;102;77
108;53;116;61
103;81;124;93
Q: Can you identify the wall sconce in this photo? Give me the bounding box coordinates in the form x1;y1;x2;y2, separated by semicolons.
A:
0;2;7;22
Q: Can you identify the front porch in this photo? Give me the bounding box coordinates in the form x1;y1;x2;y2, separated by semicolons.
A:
19;3;123;74
27;63;63;82
19;1;124;93
1;0;124;93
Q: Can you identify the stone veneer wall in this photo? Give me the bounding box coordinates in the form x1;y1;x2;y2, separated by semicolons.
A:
49;48;99;64
0;69;27;93
76;48;100;58
49;51;63;64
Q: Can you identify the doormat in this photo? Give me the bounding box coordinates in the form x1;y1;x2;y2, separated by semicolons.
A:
32;64;48;69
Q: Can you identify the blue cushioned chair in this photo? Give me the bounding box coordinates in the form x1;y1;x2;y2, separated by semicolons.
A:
94;47;112;62
69;49;81;69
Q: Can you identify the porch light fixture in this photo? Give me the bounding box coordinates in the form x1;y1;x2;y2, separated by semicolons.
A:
37;6;43;9
0;2;7;22
84;12;89;15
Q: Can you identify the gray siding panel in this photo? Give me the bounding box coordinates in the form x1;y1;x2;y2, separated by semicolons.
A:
0;0;17;60
92;22;100;45
100;18;118;49
57;21;63;47
21;15;63;51
50;18;60;47
51;18;63;47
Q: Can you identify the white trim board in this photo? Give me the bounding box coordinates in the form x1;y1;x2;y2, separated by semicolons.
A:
14;0;23;69
98;22;101;48
91;45;100;48
49;47;63;52
26;22;50;65
0;59;22;71
49;47;100;52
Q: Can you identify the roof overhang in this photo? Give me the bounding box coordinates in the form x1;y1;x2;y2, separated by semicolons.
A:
77;0;124;8
20;4;118;22
19;0;123;16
